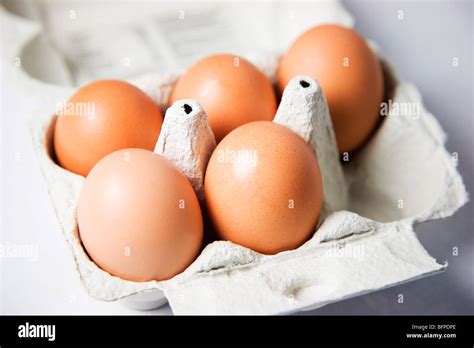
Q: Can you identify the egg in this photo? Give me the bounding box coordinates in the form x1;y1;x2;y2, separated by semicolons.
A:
204;121;323;254
276;24;384;154
54;80;163;176
170;54;277;142
77;149;203;282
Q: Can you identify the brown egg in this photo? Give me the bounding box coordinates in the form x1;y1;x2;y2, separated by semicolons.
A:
170;54;277;142
77;149;203;282
204;121;323;254
54;80;163;176
276;24;384;154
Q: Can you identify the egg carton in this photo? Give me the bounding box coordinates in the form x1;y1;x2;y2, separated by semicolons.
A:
3;6;467;314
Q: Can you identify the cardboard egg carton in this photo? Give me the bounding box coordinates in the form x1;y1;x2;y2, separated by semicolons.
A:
2;4;468;314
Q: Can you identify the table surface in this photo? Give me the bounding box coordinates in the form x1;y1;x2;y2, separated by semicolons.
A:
1;0;473;315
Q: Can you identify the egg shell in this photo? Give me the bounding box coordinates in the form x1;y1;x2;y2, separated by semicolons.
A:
170;54;277;142
77;148;203;282
54;80;163;176
204;121;323;255
276;24;384;154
